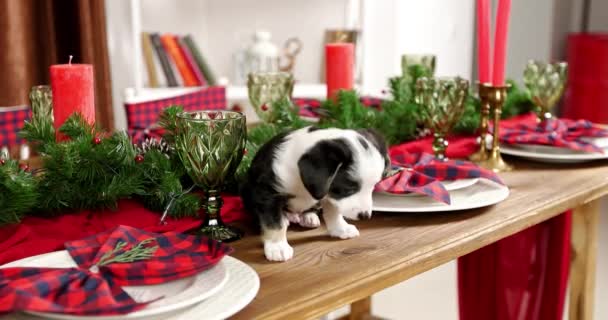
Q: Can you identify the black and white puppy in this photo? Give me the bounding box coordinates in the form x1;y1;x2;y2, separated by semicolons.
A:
242;126;390;262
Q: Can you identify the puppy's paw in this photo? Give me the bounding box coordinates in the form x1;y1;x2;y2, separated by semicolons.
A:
299;212;321;228
286;212;301;225
264;241;294;262
328;223;360;239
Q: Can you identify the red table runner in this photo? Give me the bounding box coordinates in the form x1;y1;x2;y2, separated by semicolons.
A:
0;195;247;265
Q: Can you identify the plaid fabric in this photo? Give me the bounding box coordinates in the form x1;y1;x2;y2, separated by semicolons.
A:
0;226;232;315
375;153;504;204
125;87;226;143
0;106;31;146
293;96;385;118
499;118;608;153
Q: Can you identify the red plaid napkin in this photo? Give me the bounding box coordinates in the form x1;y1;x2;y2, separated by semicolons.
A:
125;87;226;143
0;106;31;147
499;118;608;153
0;225;232;315
293;96;385;118
375;153;504;204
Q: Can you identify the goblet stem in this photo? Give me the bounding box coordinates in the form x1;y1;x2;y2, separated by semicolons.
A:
432;132;448;161
198;190;243;242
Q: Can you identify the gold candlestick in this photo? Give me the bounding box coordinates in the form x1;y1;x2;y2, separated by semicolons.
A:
478;85;513;172
469;83;492;162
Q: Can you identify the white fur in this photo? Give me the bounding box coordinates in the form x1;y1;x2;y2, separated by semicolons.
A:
262;127;385;261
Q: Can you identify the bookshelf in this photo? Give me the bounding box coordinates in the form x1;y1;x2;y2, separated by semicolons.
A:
126;0;365;105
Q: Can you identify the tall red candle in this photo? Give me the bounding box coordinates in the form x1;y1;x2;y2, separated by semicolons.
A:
325;43;354;100
476;0;492;83
492;0;511;86
50;60;95;139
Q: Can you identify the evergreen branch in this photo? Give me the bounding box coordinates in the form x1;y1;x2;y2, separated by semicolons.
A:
96;238;158;267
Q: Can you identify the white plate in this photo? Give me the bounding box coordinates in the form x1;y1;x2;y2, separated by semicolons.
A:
372;179;509;212
379;178;479;197
1;251;229;320
500;143;608;164
164;256;259;320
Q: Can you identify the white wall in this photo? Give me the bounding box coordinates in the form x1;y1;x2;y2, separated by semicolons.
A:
505;0;556;80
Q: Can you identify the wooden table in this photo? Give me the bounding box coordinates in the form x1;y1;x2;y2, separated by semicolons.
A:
230;160;606;320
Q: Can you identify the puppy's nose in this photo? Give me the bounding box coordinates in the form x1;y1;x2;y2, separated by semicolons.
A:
357;211;371;220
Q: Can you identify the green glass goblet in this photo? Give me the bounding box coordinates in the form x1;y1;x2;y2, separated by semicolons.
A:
523;60;568;122
415;76;469;160
247;71;295;123
402;54;436;77
175;111;246;242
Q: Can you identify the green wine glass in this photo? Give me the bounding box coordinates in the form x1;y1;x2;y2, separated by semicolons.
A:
175;110;246;242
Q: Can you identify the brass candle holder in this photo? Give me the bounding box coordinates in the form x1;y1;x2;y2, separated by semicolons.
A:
469;83;493;162
478;84;513;172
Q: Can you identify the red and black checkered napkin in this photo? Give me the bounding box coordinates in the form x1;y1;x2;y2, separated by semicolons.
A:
374;153;504;204
0;106;31;147
0;225;232;316
499;118;608;153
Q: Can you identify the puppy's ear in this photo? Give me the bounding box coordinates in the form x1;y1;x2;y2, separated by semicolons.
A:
356;128;388;154
298;139;352;200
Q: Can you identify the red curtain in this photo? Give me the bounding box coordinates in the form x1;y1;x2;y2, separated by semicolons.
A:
0;0;113;130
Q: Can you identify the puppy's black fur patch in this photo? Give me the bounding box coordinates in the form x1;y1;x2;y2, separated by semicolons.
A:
357;137;369;149
297;138;357;200
357;128;391;175
241;131;292;230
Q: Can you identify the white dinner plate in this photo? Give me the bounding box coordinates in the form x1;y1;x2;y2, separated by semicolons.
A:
379;178;479;197
372;179;509;212
1;250;229;320
500;143;608;164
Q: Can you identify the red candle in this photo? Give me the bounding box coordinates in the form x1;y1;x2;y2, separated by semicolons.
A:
325;43;354;100
492;0;511;85
50;58;95;140
476;0;492;83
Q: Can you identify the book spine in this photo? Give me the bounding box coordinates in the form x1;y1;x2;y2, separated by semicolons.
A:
150;33;178;87
183;35;217;86
141;32;159;87
178;36;207;86
160;34;199;87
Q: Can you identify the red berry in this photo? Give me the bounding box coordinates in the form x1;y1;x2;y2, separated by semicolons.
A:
261;104;268;111
231;104;243;112
135;154;144;163
243;149;248;155
19;163;29;172
0;158;5;165
93;137;102;145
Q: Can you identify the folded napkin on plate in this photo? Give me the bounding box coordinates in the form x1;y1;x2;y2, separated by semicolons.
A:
375;152;504;204
499;118;608;153
0;225;232;315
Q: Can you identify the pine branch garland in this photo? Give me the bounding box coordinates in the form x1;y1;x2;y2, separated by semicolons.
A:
0;63;535;226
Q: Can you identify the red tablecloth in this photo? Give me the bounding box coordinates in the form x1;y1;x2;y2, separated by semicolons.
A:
0;195;247;265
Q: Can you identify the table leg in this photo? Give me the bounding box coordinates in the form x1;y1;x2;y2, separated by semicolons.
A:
335;296;388;320
569;200;600;320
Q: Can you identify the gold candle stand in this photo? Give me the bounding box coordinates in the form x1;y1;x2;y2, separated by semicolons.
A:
478;84;513;172
469;83;492;162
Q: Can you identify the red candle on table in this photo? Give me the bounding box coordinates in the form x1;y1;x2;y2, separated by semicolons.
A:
325;43;354;100
492;0;511;86
476;0;492;83
50;57;95;140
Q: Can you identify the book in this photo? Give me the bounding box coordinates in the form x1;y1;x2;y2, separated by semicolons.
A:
141;32;159;87
177;37;207;86
160;34;199;87
182;35;217;86
150;33;178;87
